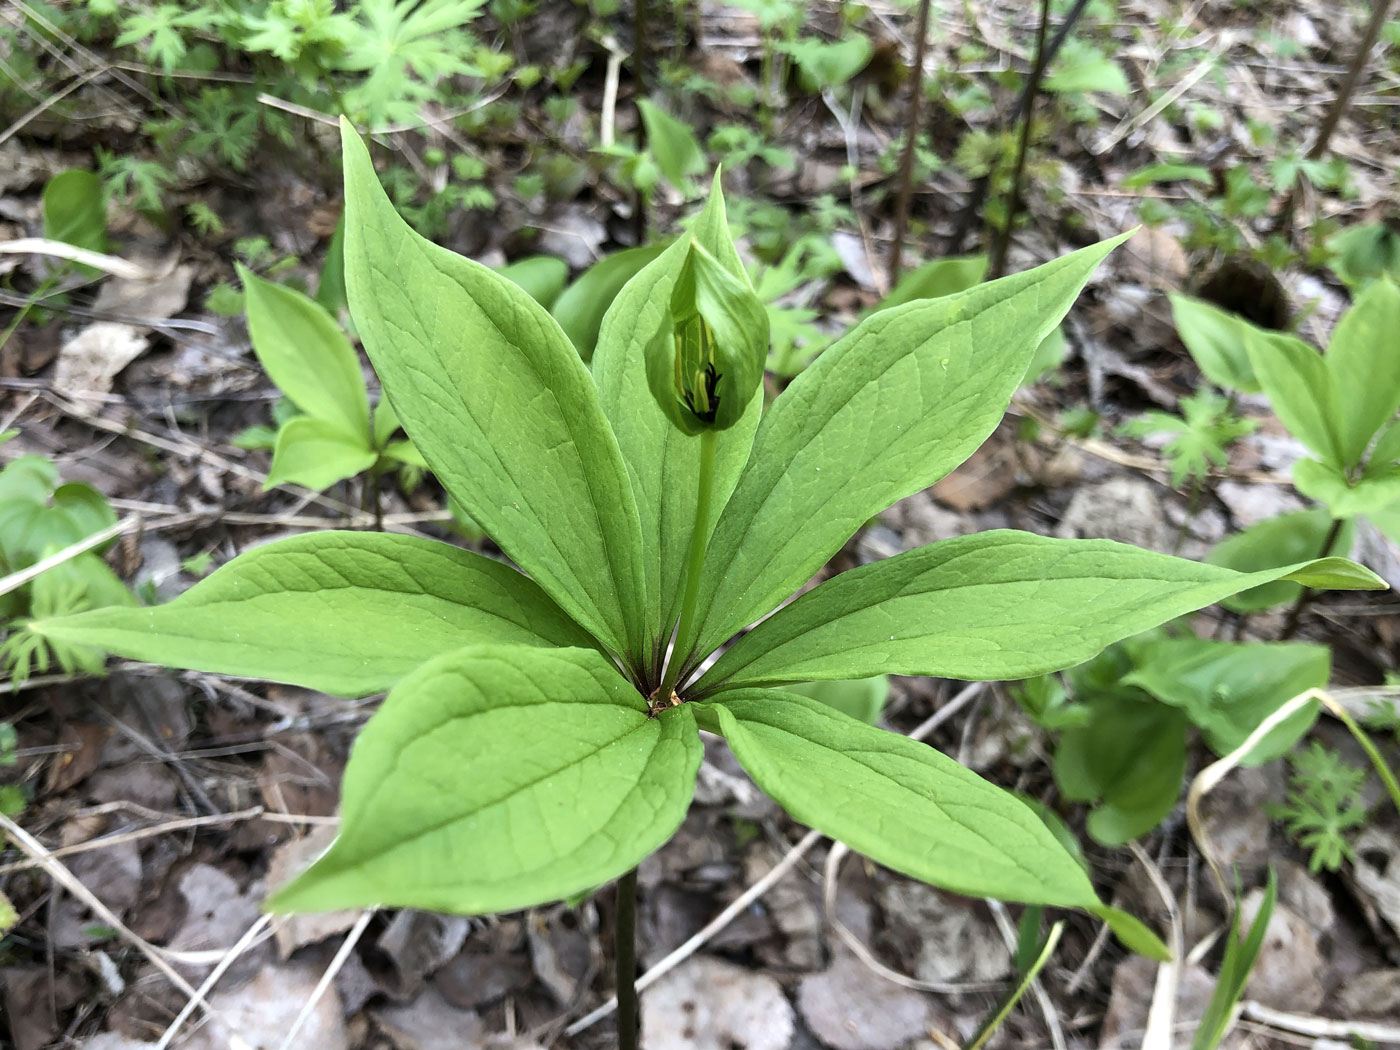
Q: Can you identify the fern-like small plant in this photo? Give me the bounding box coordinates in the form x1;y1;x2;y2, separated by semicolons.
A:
1270;742;1369;873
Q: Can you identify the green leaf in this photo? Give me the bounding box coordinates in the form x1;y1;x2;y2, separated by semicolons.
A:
42;170;106;256
1053;693;1187;845
1207;509;1354;612
552;244;669;361
1296;457;1400;518
1168;293;1260;393
700;690;1104;910
1325;278;1400;466
1044;50;1130;95
787;676;888;725
28;531;598;697
497;255;569;309
593;199;763;664
265;417;378;491
315;211;349;317
238;264;370;441
695;530;1382;692
1244;327;1344;468
875;255;987;311
637;99;706;191
1120;164;1213;189
682;236;1131;664
782;35;873;91
1125;638;1328;762
268;646;701;913
339;119;647;659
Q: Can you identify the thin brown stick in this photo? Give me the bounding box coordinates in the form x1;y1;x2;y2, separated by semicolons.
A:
888;0;932;285
987;0;1053;280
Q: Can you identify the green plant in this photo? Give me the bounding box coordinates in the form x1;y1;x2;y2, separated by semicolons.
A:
231;266;426;515
1047;631;1331;844
30;127;1389;998
0;452;133;684
1243;279;1400;545
1191;870;1276;1050
1119;390;1256;488
1270;742;1369;872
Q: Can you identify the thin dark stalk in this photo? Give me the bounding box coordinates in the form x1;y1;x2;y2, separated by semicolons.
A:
616;868;640;1050
888;0;932;286
987;0;1052;281
1277;0;1392;231
1279;516;1345;640
633;0;649;242
948;0;1091;254
1307;0;1392;162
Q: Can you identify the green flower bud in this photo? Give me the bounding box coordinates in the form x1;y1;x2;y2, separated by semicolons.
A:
645;242;769;435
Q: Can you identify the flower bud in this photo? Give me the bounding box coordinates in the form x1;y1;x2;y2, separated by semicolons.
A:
645;242;768;435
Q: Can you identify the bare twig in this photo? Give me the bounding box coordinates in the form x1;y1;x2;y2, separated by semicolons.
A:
275;910;374;1050
0;238;152;279
888;0;932;285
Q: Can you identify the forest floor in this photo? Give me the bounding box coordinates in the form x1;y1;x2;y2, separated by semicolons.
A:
2;1;1400;1048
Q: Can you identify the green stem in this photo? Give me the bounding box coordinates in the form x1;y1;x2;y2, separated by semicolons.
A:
1279;515;1344;639
615;867;640;1050
658;429;717;700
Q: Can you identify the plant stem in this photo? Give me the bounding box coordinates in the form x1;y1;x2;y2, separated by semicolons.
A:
888;0;932;286
1327;698;1400;821
658;428;717;700
633;0;649;242
948;0;1089;255
987;0;1052;281
1279;516;1344;640
615;867;640;1050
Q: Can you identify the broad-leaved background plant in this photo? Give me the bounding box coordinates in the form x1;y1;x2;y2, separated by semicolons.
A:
30;122;1386;964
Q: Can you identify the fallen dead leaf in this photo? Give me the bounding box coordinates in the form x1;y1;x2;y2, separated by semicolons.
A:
183;961;348;1050
796;946;936;1050
641;954;793;1050
266;825;361;958
53;257;193;396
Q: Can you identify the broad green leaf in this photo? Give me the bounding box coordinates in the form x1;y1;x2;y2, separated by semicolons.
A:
382;439;428;468
29;531;597;697
1044;51;1130;95
695;531;1384;693
372;398;401;449
339;119;647;658
1295;457;1400;518
1244;327;1344;467
238;264;370;441
315;210;349;317
42;170;106;256
1125;639;1328;763
1053;694;1187;845
1326;278;1400;465
265;417;377;491
1371;500;1400;549
1168;293;1260;393
876;255;986;311
700;690;1104;909
268;646;701;913
783;35;873;91
1366;418;1400;476
787;676;888;725
593;200;763;667
637;99;706;190
1207;509;1354;612
552;243;669;361
680;237;1130;664
1120;164;1213;189
497;255;569;309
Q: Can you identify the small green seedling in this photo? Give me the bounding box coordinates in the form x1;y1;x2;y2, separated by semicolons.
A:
233;265;427;495
0;451;132;683
30;123;1387;971
1119;389;1256;489
1270;742;1368;873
